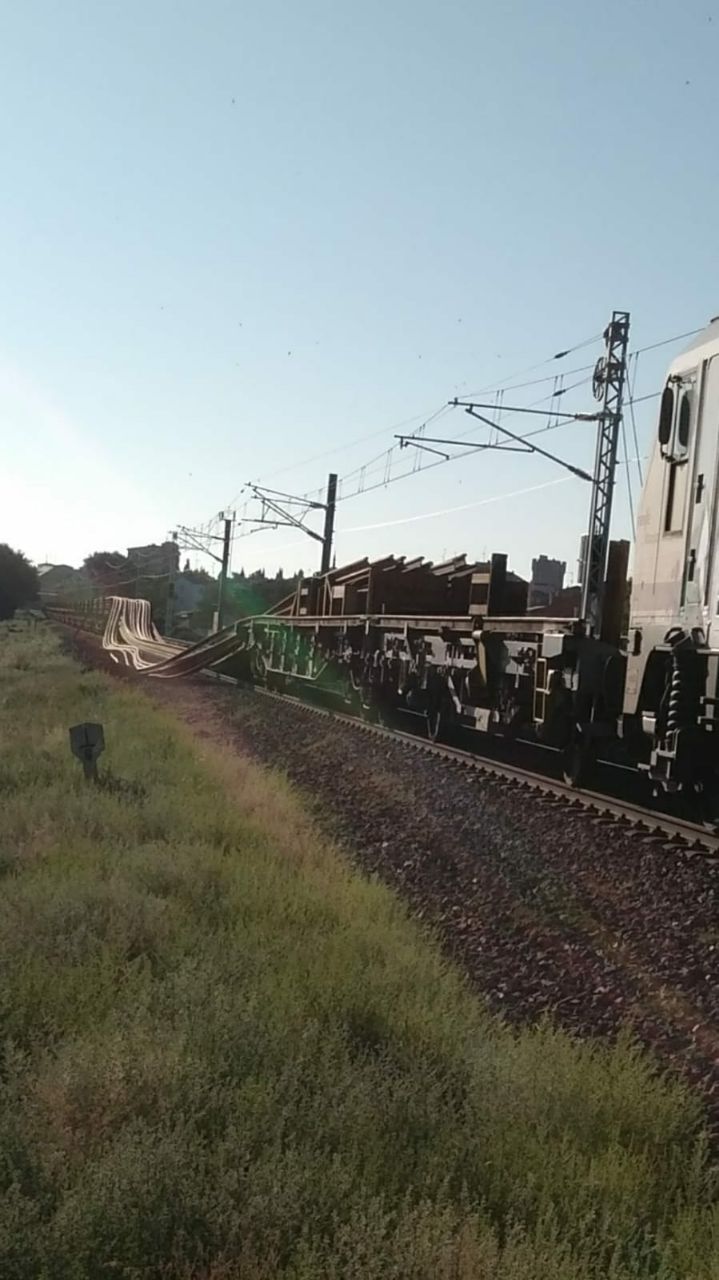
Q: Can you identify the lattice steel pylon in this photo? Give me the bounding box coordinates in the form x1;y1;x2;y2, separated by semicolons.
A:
581;311;631;635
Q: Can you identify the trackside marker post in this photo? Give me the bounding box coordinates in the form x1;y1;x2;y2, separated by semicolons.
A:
69;722;105;782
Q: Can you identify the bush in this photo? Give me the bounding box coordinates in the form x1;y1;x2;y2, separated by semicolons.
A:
0;545;39;620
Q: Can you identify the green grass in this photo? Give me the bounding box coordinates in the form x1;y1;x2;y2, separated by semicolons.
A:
0;624;716;1279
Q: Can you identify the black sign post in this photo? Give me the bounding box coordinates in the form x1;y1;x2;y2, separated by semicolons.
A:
69;722;105;782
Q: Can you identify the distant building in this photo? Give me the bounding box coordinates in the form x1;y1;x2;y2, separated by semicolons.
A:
127;541;180;576
37;563;91;601
527;555;565;611
527;585;582;618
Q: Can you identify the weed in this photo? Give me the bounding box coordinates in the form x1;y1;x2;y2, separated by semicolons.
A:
0;625;716;1278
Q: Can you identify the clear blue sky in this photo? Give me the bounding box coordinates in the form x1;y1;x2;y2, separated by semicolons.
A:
1;0;717;582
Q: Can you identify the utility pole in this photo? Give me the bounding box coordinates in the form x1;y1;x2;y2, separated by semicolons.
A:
174;515;235;636
215;513;233;632
165;531;178;635
320;472;337;575
240;472;338;574
580;311;631;635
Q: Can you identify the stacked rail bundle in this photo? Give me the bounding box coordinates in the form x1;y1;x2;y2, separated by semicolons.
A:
270;552;528;620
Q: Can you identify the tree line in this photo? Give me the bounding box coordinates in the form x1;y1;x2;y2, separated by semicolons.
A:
0;545;39;620
0;542;305;628
181;566;303;636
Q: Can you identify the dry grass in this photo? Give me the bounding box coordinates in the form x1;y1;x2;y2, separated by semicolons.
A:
0;624;716;1279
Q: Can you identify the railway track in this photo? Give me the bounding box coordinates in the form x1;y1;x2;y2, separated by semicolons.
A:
208;673;719;857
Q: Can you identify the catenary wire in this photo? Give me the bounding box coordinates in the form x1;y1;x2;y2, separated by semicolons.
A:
215;330;606;525
202;324;700;551
225;328;689;526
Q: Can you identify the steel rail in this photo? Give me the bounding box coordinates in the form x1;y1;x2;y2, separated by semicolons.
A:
201;673;719;856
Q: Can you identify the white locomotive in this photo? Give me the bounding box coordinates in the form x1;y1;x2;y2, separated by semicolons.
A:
624;316;719;798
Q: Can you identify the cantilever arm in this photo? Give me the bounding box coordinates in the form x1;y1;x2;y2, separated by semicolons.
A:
460;406;593;482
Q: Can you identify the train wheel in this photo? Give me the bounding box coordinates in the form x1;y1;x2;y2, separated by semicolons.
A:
346;670;362;712
562;736;595;787
250;649;268;685
358;685;375;723
427;694;456;743
359;688;387;727
685;777;719;832
426;705;444;742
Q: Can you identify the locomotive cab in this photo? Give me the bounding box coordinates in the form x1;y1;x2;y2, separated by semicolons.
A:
624;317;719;803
